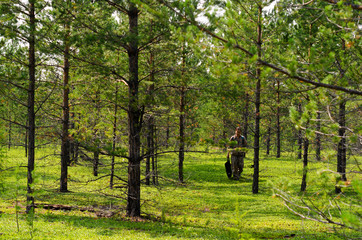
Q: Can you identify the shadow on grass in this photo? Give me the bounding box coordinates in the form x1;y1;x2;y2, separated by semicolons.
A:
36;212;239;240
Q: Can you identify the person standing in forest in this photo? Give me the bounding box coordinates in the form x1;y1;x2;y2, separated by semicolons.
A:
227;127;247;180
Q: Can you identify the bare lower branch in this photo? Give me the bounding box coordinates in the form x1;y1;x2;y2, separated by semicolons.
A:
275;193;357;230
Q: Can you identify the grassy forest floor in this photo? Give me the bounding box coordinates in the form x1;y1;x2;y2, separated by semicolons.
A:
0;147;361;240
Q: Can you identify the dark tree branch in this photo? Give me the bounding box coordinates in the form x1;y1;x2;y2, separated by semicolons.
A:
323;0;362;10
105;0;129;14
158;0;362;96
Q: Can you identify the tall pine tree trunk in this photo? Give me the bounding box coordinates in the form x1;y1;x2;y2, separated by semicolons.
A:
276;79;281;158
26;0;36;214
252;5;262;194
127;4;142;217
60;20;70;192
336;100;347;194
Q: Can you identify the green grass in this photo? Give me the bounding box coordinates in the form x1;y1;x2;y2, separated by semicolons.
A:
0;147;361;240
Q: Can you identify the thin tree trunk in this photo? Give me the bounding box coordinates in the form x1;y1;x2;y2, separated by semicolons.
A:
266;125;271;155
243;92;249;141
26;0;36;214
25;120;28;157
127;4;142;217
69;112;77;164
110;86;118;189
166;116;170;148
301;137;309;192
146;46;155;186
93;90;100;177
93;150;99;177
276;79;281;158
223;117;227;151
152;125;157;185
315;110;321;161
8;117;12;150
179;87;185;183
252;5;262;194
297;103;303;159
336;100;347;194
145;116;152;186
60;20;71;193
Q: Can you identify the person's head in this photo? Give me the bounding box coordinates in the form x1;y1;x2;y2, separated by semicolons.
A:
235;127;242;136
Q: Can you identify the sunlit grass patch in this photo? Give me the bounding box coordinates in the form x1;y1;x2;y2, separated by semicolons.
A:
0;147;360;239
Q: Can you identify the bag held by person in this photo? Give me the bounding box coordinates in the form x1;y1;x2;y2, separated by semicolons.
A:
225;157;232;178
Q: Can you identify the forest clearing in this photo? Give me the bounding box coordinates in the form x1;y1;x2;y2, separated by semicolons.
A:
0;147;361;240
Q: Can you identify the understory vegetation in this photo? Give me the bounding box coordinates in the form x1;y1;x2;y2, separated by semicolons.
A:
0;147;360;240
